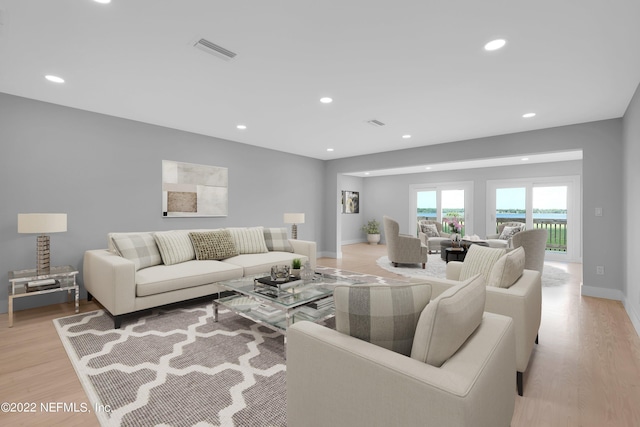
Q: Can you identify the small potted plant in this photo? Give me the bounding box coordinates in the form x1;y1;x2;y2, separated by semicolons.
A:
361;219;381;245
291;258;302;278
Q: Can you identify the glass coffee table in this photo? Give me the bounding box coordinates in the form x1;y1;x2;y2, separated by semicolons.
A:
214;273;361;339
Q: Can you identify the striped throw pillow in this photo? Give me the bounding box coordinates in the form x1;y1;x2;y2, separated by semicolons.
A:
153;231;195;265
459;245;506;283
226;227;269;254
263;227;293;252
111;233;163;271
334;283;432;356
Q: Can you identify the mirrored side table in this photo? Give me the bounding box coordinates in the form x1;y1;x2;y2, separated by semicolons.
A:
7;265;79;327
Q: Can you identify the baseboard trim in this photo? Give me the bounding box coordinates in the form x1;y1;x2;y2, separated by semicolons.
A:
580;285;624;301
318;251;339;259
341;239;366;245
623;298;640;338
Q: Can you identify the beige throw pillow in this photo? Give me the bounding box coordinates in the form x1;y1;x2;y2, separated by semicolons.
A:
459;245;506;283
410;274;486;367
487;247;525;288
189;230;239;260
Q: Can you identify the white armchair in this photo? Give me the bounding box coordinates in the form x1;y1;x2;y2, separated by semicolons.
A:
417;219;451;253
486;221;525;248
384;216;428;268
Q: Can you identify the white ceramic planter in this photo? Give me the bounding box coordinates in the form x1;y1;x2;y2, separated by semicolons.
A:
367;233;381;245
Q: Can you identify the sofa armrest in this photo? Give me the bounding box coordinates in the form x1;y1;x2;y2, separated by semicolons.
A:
446;261;464;280
83;249;136;316
287;315;515;427
289;239;317;270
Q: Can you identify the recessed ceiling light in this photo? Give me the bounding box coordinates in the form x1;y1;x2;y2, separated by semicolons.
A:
364;172;370;175
94;0;112;4
522;113;536;118
521;157;530;161
236;124;247;130
45;75;65;83
425;166;432;170
484;39;506;51
402;135;412;139
320;97;333;104
326;148;334;152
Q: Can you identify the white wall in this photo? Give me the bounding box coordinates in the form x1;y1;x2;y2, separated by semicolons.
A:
339;175;365;245
623;82;640;336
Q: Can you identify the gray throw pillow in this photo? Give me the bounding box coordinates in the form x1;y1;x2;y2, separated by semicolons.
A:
420;223;440;238
334;283;432;356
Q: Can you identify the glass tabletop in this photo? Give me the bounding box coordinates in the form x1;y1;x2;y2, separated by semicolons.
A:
218;273;361;308
8;265;78;281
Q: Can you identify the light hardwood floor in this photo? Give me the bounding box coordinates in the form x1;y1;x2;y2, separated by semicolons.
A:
1;243;638;426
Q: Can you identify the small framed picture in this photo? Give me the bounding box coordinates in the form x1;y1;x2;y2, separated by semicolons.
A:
342;191;359;214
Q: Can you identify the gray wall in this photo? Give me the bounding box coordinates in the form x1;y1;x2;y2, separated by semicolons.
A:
623;82;640;335
339;175;365;244
0;93;324;313
325;119;624;300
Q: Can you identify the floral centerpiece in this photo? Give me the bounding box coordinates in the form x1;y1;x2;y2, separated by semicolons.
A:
445;217;462;235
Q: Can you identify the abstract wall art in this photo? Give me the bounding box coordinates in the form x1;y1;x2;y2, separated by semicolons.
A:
342;190;359;214
162;160;228;217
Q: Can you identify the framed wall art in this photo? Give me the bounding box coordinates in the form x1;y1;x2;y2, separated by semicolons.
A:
342;190;359;214
162;160;228;217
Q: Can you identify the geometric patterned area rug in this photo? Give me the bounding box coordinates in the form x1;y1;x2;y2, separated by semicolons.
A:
54;267;405;427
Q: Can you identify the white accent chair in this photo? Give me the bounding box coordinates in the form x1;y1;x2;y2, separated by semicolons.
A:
287;312;517;427
417;219;451;253
384;216;428;269
511;228;548;273
486;221;525;248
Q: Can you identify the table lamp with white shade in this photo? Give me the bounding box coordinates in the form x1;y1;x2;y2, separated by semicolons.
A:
284;213;305;240
18;213;67;275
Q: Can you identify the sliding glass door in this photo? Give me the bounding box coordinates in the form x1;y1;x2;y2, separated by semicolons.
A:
411;182;474;237
487;176;580;261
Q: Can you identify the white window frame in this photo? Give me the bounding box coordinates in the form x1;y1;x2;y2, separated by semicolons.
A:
409;181;474;237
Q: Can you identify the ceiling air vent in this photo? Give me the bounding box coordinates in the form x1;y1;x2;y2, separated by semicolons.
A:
367;119;386;127
193;38;237;61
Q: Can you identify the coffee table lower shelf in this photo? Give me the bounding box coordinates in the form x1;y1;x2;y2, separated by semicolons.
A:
213;293;335;338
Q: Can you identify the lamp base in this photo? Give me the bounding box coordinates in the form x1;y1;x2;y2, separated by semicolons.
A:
36;234;51;275
291;224;298;240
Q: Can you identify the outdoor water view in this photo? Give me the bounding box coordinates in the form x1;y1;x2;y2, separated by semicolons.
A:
417;186;568;252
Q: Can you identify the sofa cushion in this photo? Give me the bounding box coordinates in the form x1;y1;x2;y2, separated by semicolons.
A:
487;247;525;288
263;227;294;252
334;283;432;356
111;232;162;271
410;274;485;367
189;230;239;260
499;225;522;240
420;223;440;238
136;260;243;297
221;252;308;276
153;230;195;265
459;245;506;283
227;227;269;254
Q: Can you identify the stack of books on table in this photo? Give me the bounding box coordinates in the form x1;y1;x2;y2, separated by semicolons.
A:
307;297;334;310
26;279;60;292
253;304;280;317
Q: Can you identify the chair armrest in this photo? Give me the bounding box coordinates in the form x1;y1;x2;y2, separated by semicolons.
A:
287;317;515;427
83;249;136;316
446;261;464;280
289;239;317;270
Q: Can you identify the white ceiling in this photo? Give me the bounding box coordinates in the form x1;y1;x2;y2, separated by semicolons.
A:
1;1;639;161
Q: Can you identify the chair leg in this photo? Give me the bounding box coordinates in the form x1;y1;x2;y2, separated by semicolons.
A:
535;334;539;344
421;263;425;269
87;292;93;302
393;262;398;267
517;371;524;396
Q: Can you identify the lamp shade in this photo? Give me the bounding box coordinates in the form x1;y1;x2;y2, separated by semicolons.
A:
283;213;305;224
18;213;67;234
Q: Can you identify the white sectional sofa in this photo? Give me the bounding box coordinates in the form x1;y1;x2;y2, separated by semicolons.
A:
83;227;316;328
